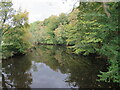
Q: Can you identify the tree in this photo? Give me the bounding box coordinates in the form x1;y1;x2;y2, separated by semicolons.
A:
74;2;120;83
1;0;31;59
0;0;14;36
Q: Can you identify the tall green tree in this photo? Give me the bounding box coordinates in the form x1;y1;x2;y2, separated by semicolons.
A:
1;0;31;59
74;2;120;83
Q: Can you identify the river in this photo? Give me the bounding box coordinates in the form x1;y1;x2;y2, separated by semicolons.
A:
2;45;117;88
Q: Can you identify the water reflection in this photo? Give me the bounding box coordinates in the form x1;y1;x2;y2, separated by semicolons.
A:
2;45;116;88
2;55;32;89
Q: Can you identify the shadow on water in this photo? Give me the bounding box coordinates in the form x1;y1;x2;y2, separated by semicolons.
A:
2;55;32;89
2;45;117;88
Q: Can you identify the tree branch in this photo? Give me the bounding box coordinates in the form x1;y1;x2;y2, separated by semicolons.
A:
102;2;111;18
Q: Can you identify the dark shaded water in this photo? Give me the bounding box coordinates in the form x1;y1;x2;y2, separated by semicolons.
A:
2;45;117;88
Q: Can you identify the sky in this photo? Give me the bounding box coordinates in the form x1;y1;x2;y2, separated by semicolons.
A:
12;0;79;23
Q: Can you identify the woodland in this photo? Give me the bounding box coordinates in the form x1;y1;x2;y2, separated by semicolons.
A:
0;0;120;87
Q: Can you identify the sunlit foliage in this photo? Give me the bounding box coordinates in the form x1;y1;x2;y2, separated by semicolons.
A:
1;0;31;59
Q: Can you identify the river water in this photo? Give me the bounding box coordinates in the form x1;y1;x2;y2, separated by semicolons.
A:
2;45;117;88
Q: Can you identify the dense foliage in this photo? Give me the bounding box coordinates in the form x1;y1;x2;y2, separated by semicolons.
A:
29;9;79;45
0;0;31;59
29;2;119;84
76;2;119;83
0;0;119;85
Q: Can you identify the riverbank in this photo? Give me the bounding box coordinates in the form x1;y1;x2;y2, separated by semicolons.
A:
37;43;73;46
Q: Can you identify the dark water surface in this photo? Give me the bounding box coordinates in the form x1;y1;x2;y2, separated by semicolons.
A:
2;45;117;88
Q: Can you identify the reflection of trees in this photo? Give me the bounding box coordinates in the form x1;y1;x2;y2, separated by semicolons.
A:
34;45;113;88
2;55;32;89
3;45;114;88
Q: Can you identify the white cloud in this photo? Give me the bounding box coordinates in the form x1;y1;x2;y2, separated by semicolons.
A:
12;0;79;23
